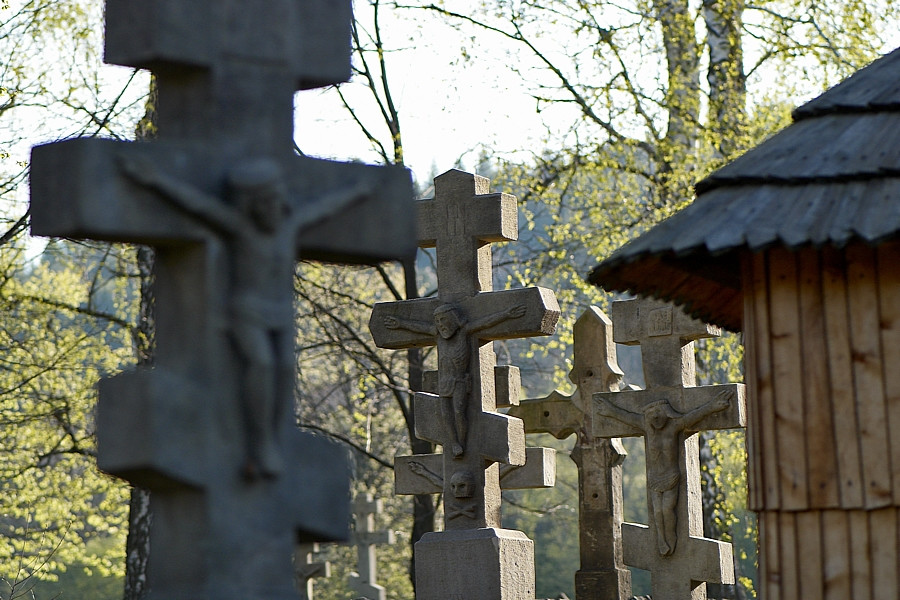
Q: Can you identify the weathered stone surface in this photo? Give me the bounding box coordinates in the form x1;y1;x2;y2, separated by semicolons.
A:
29;2;415;598
592;298;745;600
414;528;536;600
509;306;632;600
370;170;559;599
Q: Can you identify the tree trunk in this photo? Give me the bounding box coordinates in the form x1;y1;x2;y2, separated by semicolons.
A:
703;0;746;158
404;258;436;590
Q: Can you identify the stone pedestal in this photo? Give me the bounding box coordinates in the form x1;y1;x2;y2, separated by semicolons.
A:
415;528;535;600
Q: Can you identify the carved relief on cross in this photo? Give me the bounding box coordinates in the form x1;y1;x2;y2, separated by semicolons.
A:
591;298;746;600
508;306;632;600
349;494;395;600
369;169;559;530
395;365;557;500
28;2;415;598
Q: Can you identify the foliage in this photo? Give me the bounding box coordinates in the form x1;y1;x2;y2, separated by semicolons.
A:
0;241;137;596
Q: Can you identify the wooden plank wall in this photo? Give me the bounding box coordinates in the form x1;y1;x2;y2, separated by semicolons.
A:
743;241;900;599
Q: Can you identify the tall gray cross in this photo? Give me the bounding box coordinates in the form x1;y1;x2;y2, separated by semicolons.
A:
349;494;394;600
369;169;559;530
28;2;415;599
369;169;558;599
592;298;746;600
509;306;632;600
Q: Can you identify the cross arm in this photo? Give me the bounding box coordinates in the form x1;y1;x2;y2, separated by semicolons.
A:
499;447;556;489
507;391;583;439
118;153;244;236
416;191;518;247
30;138;220;243
592;384;746;439
592;394;645;436
292;157;416;264
394;447;555;495
414;392;526;465
369;297;440;349
31;139;417;265
460;287;560;341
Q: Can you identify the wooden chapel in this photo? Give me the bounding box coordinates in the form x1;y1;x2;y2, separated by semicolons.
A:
589;47;900;599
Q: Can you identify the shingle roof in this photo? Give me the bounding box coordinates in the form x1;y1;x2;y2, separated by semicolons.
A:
588;47;900;332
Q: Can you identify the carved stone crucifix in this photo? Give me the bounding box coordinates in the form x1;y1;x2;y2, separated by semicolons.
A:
369;169;559;598
508;306;632;600
29;2;415;598
592;298;746;600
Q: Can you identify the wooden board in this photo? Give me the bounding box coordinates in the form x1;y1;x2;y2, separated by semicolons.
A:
742;254;765;510
767;247;808;509
798;248;840;507
849;510;871;600
876;240;900;504
821;247;864;507
845;243;892;508
869;508;899;600
796;511;824;600
822;511;851;600
751;252;780;510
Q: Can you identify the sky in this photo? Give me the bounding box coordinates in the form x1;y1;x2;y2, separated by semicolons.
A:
293;5;560;188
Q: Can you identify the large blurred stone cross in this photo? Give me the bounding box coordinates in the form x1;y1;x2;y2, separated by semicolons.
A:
509;306;632;600
28;2;415;599
369;170;559;598
592;298;746;600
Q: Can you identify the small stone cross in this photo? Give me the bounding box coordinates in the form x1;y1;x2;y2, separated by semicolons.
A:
349;494;395;600
369;169;559;598
29;2;415;599
294;543;330;600
509;306;632;600
592;298;746;600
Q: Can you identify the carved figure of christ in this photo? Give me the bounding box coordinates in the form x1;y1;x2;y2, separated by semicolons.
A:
384;302;526;457
595;390;732;556
120;155;373;477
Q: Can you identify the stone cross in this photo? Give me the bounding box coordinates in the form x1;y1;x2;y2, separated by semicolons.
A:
294;543;330;600
508;306;632;600
369;169;559;598
28;2;415;599
349;494;394;600
592;298;746;600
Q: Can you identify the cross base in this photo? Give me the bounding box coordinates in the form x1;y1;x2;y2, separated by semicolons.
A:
414;528;535;600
